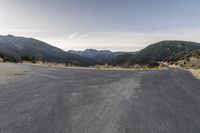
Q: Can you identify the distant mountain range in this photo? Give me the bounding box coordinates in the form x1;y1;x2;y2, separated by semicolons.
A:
0;35;200;67
68;49;126;64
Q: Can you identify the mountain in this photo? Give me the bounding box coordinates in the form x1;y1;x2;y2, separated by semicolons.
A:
68;49;125;64
108;41;200;66
1;35;200;68
0;35;98;66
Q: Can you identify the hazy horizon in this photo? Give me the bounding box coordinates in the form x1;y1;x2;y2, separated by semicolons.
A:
1;0;200;51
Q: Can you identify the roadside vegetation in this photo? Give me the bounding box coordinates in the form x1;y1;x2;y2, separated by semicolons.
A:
94;63;166;70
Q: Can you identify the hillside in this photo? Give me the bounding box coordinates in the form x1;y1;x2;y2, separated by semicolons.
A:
107;53;136;66
0;35;98;66
109;41;200;66
165;50;200;68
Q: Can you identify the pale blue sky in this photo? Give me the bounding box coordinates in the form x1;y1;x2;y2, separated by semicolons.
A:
0;0;200;51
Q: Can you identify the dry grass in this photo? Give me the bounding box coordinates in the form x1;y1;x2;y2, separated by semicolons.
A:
93;64;167;71
168;57;200;68
22;61;69;68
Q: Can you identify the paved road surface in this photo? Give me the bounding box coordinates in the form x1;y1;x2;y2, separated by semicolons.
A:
0;64;200;133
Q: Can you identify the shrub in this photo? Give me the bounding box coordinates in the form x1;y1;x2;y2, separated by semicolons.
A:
186;58;190;62
21;56;36;63
147;61;159;68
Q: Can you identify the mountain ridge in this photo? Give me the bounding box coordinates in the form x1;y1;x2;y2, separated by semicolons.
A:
1;35;200;67
68;49;125;64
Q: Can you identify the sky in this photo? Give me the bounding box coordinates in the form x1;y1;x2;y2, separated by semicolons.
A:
0;0;200;51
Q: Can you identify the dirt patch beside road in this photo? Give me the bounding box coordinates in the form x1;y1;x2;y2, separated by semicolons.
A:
189;69;200;79
0;63;28;83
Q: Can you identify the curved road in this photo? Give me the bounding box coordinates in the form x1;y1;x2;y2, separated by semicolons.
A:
0;64;200;133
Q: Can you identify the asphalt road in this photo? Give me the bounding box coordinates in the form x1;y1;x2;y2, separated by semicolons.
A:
0;64;200;133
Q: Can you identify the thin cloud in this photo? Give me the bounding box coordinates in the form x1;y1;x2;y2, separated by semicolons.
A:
78;32;95;42
68;32;79;40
